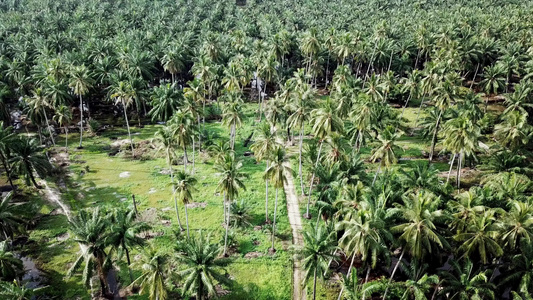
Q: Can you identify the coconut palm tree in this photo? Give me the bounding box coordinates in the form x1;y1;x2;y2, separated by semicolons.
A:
214;154;246;256
0;280;42;300
0;193;23;241
306;98;343;218
370;126;402;185
501;244;533;297
9;137;52;189
300;224;337;300
264;146;291;252
441;115;480;188
26;88;55;146
169;110;195;171
149;83;183;122
161;44;185;84
384;191;448;299
155;125;183;231
0;241;23;281
0;123;17;189
494;111;531;151
174;171;198;238
176;232;230;300
497;200;533;251
439;258;495;299
399;261;439;300
68;65;94;148
110;81;135;156
454;209;503;264
53;105;72;152
250;122;281;223
131;247;170;300
221;91;243;150
68;208;110;297
107;209;149;284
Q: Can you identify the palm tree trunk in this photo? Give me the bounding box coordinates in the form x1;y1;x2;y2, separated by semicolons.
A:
230;121;236;150
372;164;382;186
0;153;14;190
305;140;323;218
387;51;393;72
124;243;134;284
223;196;231;256
470;63;480;89
414;97;425;128
398;93;412;124
299;125;305;196
362;266;371;300
132;194;138;216
223;191;226;225
65;126;69;152
456;150;463;188
265;160;270;223
169;153;184;231
192;137;195;175
446;153;457;184
185;202;190;238
383;248;406;300
79;94;84;148
337;254;357;300
429;109;443;162
183;145;188;172
123;101;134;158
271;188;279;251
28;166;40;188
43;109;55;146
325;56;330;89
197;116;202;153
313;267;318;300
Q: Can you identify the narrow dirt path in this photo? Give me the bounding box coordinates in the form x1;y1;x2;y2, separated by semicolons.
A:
283;165;307;300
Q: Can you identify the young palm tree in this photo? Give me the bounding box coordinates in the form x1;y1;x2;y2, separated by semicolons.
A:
149;83;183;122
174;171;198;238
439;258;495;299
131;247;170;300
107;209;149;284
300;224;337;300
214;154;246;256
494;111;531;151
250;122;281;223
10;137;52;189
53;105;72;152
68;65;94;148
306;99;343;218
497;200;533;251
110;81;135;157
264;146;292;252
0;123;17;189
0;280;41;300
68;208;110;297
176;232;230;300
0;193;23;241
0;241;23;281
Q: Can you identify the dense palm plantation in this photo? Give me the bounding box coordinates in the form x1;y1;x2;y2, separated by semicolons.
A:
0;0;533;299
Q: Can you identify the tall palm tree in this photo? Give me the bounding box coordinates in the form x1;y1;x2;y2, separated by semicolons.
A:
176;232;230;300
264;146;291;252
221;91;243;150
384;191;448;299
0;241;23;281
168;110;195;171
251;122;281;223
68;65;94;148
161;44;185;84
26;88;55;146
10;137;52;188
110;81;135;156
155;125;184;231
68;208;110;297
370;126;402;185
131;247;170;300
306;99;343;218
441;116;480;188
53;105;72;152
215;154;246;256
107;209;149;284
174;171;198;238
300;224;337;300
